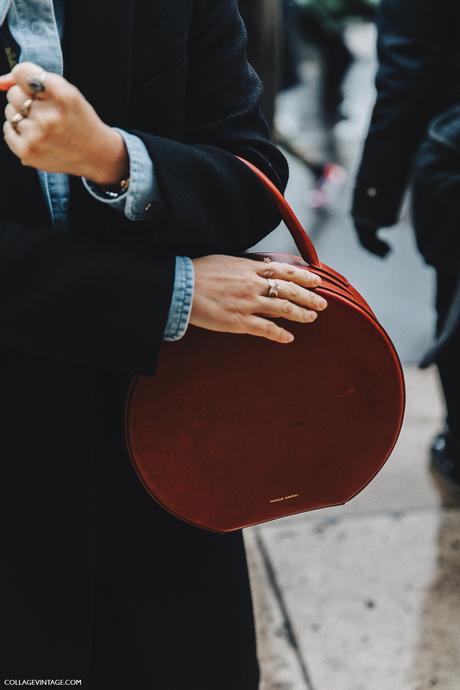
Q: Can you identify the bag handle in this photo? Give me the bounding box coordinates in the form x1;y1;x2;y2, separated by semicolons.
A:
238;157;321;267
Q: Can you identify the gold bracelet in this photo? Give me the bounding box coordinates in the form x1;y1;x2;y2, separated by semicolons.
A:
119;178;130;193
96;177;130;199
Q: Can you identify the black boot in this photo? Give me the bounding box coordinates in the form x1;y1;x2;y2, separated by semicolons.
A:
430;430;460;491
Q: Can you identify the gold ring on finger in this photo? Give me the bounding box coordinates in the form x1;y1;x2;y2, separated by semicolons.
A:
20;98;34;117
11;112;25;132
267;279;280;298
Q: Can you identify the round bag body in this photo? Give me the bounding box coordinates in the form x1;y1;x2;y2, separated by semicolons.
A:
126;159;405;533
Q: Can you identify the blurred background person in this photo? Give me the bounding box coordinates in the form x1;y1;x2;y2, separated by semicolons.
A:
352;0;460;491
240;0;353;210
239;0;281;130
295;0;376;122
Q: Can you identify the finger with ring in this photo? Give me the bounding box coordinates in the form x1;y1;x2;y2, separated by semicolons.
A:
267;278;280;298
263;278;328;311
258;260;322;289
262;256;274;278
20;97;34;117
11;112;25;132
27;71;47;95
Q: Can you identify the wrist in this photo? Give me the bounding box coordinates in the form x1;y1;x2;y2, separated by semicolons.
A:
84;126;130;187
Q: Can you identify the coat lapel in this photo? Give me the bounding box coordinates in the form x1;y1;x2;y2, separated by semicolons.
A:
63;0;134;232
64;0;134;128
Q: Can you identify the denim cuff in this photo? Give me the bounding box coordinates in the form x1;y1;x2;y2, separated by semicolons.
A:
82;128;163;222
163;256;195;342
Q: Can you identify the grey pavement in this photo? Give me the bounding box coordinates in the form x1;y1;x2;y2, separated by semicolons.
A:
246;23;460;690
247;368;460;690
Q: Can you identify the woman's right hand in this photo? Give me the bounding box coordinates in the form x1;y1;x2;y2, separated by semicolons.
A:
190;255;328;344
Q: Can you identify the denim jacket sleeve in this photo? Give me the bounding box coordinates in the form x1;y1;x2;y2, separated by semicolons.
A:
82;128;164;221
82;130;194;342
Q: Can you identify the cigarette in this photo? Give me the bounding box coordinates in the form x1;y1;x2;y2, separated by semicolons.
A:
0;77;16;91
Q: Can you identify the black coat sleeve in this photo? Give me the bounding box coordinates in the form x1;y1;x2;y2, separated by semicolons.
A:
0;218;175;375
130;0;289;257
352;0;449;228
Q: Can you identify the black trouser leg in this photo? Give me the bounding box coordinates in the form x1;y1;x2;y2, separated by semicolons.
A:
435;269;460;439
89;543;153;690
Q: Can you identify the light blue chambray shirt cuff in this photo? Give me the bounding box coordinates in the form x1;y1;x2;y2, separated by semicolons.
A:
82;128;163;221
164;256;195;342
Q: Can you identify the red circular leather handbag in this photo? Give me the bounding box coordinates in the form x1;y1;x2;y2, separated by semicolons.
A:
126;158;405;533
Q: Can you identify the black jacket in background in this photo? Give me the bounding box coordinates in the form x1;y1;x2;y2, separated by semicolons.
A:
352;0;460;229
0;1;288;685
